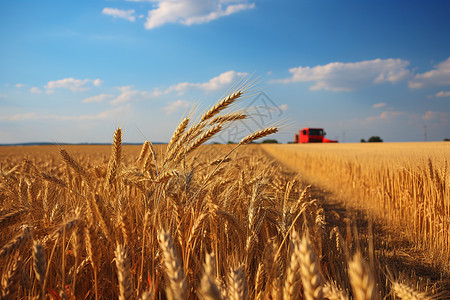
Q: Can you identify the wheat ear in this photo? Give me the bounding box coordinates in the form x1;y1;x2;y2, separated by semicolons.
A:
0;226;31;259
91;194;114;242
52;217;79;239
40;172;67;188
32;240;47;295
208;112;247;125
198;252;223;300
158;229;187;300
227;264;248;300
348;253;376;300
140;291;153;300
106;127;122;184
164;122;204;164
392;281;431;300
323;282;349;300
298;233;323;300
71;220;85;296
1;256;22;300
167;118;189;152
60;148;91;185
115;244;133;300
0;209;28;228
283;229;302;300
155;170;179;183
137;140;150;164
238;127;278;145
182;124;223;158
200;91;242;123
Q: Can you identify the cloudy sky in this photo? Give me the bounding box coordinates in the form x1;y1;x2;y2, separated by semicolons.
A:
1;0;449;144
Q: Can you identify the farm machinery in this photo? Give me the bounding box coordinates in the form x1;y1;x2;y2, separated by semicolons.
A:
294;128;338;143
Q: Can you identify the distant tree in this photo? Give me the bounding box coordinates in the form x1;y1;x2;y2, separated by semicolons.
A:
227;141;235;144
261;139;279;144
368;136;383;142
444;138;450;141
360;138;366;143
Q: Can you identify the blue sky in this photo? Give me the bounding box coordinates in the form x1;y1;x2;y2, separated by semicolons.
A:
1;0;449;144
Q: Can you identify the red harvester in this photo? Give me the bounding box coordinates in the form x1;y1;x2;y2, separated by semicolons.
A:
294;128;338;143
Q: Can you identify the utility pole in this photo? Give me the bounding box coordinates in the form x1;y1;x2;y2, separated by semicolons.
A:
424;125;427;142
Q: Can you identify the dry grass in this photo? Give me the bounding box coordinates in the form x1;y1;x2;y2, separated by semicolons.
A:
0;90;446;299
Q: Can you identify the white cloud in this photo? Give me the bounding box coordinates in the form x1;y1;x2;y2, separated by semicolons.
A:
144;0;255;29
435;91;450;98
44;78;102;92
111;86;149;105
93;79;103;86
110;71;246;105
61;105;130;121
0;106;129;122
15;83;24;88
30;87;42;94
0;113;37;121
164;70;247;95
82;94;114;103
363;111;405;123
279;104;288;111
372;102;387;108
102;8;136;22
422;111;449;123
409;58;450;89
274;58;411;92
162;99;189;114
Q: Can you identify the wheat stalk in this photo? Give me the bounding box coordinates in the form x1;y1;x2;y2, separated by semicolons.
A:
85;224;101;300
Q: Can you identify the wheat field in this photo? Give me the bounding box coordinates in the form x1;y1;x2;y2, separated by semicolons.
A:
262;143;450;268
0;90;448;299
